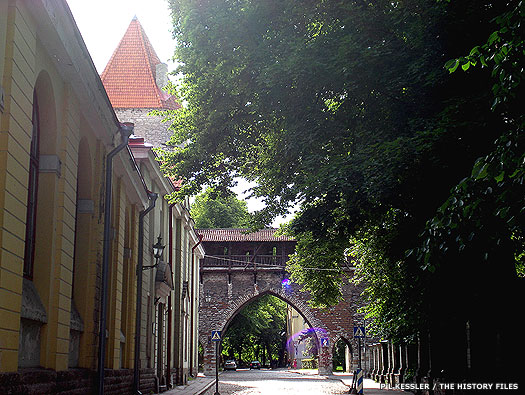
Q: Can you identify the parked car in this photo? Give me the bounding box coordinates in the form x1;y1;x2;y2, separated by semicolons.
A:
249;360;261;369
224;360;237;370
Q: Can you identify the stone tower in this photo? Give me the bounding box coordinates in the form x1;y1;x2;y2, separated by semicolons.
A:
101;16;180;148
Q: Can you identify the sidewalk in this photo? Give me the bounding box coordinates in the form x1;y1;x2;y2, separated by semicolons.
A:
289;369;402;394
161;373;216;395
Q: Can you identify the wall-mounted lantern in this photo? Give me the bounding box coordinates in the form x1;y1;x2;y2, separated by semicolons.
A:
143;235;165;270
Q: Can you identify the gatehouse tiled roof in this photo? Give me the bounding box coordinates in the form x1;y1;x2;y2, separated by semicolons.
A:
101;17;180;109
196;228;295;242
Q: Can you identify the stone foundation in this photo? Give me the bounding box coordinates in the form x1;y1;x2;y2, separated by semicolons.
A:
0;368;156;395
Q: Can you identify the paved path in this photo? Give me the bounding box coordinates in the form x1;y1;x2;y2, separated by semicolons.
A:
161;369;401;395
291;370;402;394
201;369;350;394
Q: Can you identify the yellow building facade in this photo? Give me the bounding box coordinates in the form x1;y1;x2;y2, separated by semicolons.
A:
0;1;203;393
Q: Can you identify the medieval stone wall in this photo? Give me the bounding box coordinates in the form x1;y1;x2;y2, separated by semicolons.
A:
203;240;296;257
199;265;369;375
115;108;173;149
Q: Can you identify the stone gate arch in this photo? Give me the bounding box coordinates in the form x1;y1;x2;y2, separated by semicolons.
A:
220;288;325;338
199;266;364;376
216;288;327;369
332;335;354;373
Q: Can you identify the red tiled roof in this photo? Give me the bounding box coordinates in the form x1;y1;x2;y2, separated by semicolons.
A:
170;177;183;190
196;228;295;242
101;17;180;109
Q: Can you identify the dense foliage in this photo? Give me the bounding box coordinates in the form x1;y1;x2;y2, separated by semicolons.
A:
221;294;287;367
163;0;524;343
190;187;249;228
332;339;348;372
415;2;525;277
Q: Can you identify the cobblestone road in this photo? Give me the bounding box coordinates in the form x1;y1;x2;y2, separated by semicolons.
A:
202;369;350;394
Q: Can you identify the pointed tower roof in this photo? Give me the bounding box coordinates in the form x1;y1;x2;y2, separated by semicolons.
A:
101;17;179;109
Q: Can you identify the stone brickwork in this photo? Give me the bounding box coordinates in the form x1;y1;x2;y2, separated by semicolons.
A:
199;265;367;375
0;368;156;395
115;108;172;149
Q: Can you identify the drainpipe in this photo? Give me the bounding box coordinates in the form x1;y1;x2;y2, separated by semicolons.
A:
166;203;175;388
133;191;158;394
190;233;203;376
97;122;134;395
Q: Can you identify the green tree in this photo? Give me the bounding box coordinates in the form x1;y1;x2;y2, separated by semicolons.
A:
332;339;347;372
163;0;523;360
190;188;249;228
221;294;287;367
417;1;525;278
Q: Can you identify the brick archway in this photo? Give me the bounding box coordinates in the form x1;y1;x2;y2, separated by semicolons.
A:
332;335;355;373
199;267;363;375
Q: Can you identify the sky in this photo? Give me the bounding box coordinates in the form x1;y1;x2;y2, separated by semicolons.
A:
66;0;292;226
67;0;176;74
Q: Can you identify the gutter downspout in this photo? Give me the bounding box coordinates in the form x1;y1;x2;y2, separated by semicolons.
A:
166;203;175;388
97;122;134;395
133;191;158;395
190;233;203;376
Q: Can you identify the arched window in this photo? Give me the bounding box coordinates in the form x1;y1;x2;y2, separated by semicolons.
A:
23;93;40;278
69;138;92;367
19;72;59;369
